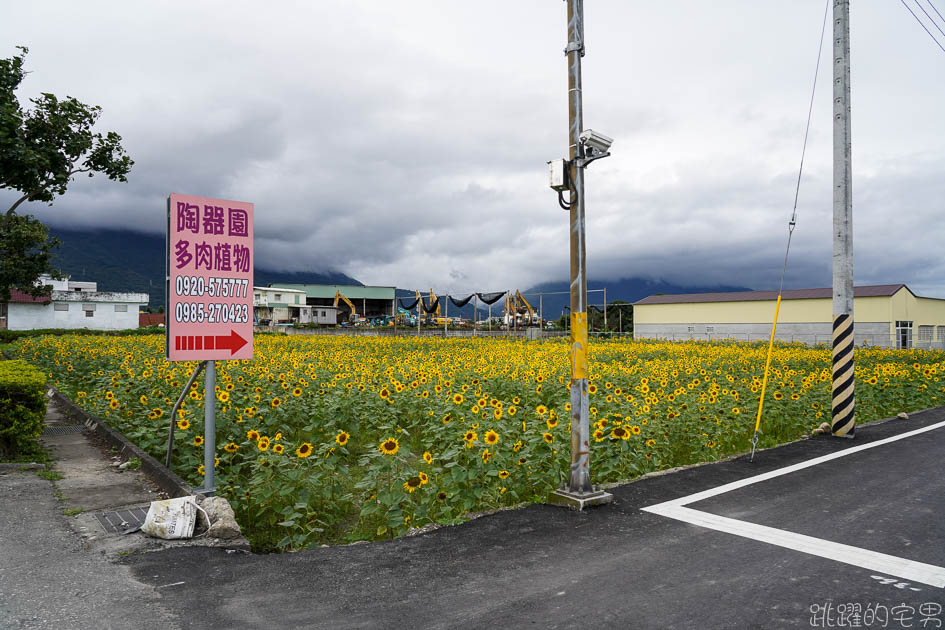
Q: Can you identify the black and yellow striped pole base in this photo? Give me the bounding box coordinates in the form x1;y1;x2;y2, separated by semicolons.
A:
831;313;855;437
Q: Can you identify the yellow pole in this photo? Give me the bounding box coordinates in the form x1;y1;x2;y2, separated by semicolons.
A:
751;295;781;460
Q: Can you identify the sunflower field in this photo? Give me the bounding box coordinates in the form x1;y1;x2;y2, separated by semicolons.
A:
9;334;944;550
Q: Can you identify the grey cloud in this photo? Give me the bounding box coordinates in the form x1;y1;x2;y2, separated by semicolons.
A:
2;1;943;298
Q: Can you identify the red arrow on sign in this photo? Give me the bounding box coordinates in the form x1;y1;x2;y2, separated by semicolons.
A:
215;330;249;355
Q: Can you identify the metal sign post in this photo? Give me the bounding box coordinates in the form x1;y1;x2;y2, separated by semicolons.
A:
203;360;216;494
166;193;254;495
165;360;207;468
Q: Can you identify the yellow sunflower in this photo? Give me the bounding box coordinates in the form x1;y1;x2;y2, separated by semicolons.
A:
296;443;313;458
378;437;399;456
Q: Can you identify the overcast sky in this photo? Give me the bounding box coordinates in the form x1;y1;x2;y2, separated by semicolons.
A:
3;1;944;296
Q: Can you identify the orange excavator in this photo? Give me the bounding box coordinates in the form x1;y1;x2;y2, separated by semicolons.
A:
505;290;538;327
333;290;357;323
515;290;537;325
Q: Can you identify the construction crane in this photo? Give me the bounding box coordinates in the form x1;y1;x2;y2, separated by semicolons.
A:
428;289;441;317
333;290;357;323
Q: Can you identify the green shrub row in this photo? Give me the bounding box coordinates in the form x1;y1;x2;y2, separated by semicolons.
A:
0;360;48;459
0;326;164;344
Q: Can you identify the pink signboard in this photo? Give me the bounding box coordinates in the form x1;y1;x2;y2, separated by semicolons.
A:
166;194;253;361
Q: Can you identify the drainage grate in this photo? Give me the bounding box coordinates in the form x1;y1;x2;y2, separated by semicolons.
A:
93;507;149;533
42;425;86;436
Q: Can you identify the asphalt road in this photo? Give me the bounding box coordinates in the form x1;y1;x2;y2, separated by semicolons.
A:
123;408;945;629
0;469;177;629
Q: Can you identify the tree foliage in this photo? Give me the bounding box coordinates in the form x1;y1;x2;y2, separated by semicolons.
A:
0;212;60;301
1;46;134;214
0;46;133;299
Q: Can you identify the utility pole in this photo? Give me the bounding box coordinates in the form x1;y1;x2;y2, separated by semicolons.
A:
603;287;607;330
549;0;612;509
831;0;855;438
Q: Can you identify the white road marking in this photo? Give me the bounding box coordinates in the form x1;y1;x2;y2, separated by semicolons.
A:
642;418;945;589
645;504;945;589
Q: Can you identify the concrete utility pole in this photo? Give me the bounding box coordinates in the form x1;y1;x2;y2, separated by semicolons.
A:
603;287;607;330
831;0;855;438
549;0;612;509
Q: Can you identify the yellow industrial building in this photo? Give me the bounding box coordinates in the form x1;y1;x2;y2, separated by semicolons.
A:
633;284;945;348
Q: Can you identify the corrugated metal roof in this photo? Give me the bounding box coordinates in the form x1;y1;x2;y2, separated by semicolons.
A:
7;290;52;304
254;286;306;294
273;284;396;300
634;284;911;305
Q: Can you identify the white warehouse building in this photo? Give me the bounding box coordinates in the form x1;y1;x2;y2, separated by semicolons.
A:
0;275;148;331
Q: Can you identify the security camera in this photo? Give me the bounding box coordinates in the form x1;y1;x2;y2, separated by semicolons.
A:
579;129;613;153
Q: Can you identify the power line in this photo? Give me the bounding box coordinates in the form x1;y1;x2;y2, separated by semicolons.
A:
780;0;830;296
927;0;945;25
900;0;945;54
915;0;945;38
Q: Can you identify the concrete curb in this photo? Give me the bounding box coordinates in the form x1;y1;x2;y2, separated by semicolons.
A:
49;387;196;500
0;462;46;470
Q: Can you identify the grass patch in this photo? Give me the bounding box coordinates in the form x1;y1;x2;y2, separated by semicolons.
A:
0;439;53;465
63;508;84;516
36;468;64;481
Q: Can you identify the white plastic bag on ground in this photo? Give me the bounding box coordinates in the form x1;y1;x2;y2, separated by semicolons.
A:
142;496;205;539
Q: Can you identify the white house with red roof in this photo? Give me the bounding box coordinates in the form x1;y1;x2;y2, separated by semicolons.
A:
0;275;148;331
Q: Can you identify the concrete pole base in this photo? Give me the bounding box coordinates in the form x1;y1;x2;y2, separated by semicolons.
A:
547;488;614;510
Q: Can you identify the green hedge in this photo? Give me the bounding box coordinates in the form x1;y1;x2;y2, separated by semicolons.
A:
0;360;48;459
0;326;164;344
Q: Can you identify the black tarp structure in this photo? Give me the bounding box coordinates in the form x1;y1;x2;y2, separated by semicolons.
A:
422;297;441;314
448;294;474;308
399;298;420;310
476;291;506;305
